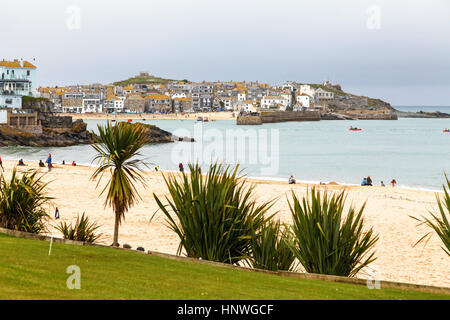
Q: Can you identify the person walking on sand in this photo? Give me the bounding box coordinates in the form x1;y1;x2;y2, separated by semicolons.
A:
179;162;184;172
0;155;4;172
391;179;397;187
46;153;52;172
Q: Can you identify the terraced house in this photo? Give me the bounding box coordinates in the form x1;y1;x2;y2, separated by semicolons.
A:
145;94;171;113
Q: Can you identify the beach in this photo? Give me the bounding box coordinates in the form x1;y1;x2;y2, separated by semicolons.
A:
59;112;236;121
1;159;449;288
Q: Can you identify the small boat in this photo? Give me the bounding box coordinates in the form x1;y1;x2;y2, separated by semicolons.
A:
444;129;450;133
349;128;362;131
128;119;133;122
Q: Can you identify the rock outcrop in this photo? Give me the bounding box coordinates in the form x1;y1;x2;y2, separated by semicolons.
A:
0;122;92;147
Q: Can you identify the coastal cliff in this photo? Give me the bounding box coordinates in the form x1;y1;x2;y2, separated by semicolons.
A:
0;119;92;147
0;121;176;147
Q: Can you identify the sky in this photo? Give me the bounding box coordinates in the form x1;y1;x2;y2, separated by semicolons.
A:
1;0;449;106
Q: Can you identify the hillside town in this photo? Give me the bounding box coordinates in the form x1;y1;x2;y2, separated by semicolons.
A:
36;73;337;114
1;58;399;126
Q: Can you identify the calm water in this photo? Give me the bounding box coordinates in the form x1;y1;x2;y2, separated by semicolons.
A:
1;110;450;190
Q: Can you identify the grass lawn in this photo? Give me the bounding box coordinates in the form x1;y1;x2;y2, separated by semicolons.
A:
0;233;448;300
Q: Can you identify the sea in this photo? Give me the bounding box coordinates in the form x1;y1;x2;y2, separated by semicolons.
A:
1;106;449;191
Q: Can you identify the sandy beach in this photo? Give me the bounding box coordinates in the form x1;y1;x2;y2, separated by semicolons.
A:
1;159;449;288
59;112;236;121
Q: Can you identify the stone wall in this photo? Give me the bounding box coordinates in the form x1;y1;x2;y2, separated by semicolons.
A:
261;110;321;123
236;115;263;125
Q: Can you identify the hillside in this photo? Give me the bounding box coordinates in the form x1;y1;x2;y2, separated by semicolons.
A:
308;83;396;113
0;233;447;300
112;74;180;87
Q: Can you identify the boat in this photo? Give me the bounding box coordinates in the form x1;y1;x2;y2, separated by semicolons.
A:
128;119;133;122
444;129;450;133
349;128;362;131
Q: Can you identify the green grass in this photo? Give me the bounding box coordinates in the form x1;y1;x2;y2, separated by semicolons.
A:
112;76;177;87
0;233;448;300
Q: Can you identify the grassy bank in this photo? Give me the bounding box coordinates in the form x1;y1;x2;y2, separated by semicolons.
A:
0;233;448;300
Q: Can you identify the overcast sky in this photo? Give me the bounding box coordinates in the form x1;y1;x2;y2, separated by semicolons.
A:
1;0;449;105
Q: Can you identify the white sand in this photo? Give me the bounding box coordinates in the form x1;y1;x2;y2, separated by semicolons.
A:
1;160;449;288
60;111;235;121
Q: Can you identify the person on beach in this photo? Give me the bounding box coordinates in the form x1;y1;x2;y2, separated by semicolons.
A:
381;181;385;187
361;177;367;186
39;160;45;167
391;179;397;187
46;153;52;172
179;163;184;172
288;175;296;184
155;165;159;172
72;161;77;166
18;159;25;166
366;176;373;186
0;155;4;172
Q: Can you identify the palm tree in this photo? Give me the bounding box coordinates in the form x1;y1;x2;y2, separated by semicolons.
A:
91;121;148;246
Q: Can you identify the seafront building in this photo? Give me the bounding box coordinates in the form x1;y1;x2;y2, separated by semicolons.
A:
0;59;37;109
0;58;41;130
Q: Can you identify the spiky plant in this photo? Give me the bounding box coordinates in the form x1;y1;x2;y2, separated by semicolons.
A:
247;220;297;272
154;163;274;264
56;212;102;243
288;188;378;277
91;121;148;246
0;168;51;234
411;174;450;256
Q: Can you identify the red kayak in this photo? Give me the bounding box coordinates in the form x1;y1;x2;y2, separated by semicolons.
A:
444;130;450;133
128;119;133;122
349;128;362;131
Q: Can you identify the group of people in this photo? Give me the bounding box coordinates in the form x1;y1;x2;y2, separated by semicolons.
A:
362;176;397;187
0;153;78;173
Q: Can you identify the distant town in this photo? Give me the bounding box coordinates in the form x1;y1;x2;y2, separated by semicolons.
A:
1;58;398;120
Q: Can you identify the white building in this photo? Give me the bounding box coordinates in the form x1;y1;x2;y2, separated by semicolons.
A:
0;59;37;109
296;93;311;108
261;95;289;110
82;94;103;113
314;88;334;102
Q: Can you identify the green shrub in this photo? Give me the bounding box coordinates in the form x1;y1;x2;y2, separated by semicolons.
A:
412;174;450;256
56;213;102;243
0;169;51;234
154;163;274;264
247;220;297;272
288;188;378;277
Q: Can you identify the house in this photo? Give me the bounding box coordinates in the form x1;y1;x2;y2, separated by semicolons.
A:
173;97;192;113
61;92;84;113
261;95;289;110
0;59;37;109
125;94;146;113
296;93;311;108
145;94;171;113
238;100;257;113
314;88;334;102
82;93;103;113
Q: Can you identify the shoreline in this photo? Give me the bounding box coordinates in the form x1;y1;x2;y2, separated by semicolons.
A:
58;112;236;121
0;157;444;193
0;159;449;288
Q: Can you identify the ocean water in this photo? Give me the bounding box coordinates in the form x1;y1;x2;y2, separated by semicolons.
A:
1;112;450;191
395;106;450;113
